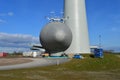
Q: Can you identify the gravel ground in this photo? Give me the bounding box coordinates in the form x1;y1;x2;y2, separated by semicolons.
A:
0;58;33;66
0;58;69;70
117;55;120;58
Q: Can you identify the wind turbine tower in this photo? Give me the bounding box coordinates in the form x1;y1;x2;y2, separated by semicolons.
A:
64;0;90;54
40;0;90;56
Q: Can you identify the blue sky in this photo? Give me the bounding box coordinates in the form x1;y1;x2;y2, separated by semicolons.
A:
0;0;120;52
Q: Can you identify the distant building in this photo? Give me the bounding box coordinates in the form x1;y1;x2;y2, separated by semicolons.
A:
0;52;8;57
23;51;42;58
90;46;99;53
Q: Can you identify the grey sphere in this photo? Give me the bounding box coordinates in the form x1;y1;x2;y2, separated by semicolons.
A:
40;22;72;53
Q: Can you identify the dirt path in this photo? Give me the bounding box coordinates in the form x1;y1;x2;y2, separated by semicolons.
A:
116;55;120;58
0;58;33;66
0;58;69;70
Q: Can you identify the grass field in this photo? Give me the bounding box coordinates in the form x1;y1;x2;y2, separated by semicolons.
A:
0;53;120;80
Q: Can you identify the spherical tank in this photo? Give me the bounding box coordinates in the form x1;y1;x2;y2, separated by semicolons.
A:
40;22;72;53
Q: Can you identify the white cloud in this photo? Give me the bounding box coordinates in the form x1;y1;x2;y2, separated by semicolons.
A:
0;12;14;16
0;47;30;53
0;13;6;16
8;12;14;16
0;19;6;24
104;46;120;52
111;27;117;32
0;12;14;24
0;32;39;52
110;27;120;32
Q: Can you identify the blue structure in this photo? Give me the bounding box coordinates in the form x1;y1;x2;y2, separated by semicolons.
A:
73;54;84;59
94;48;104;58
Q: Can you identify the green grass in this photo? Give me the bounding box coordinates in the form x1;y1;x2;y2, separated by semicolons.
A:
0;53;120;80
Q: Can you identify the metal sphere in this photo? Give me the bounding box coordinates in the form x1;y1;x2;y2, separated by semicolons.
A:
40;22;72;53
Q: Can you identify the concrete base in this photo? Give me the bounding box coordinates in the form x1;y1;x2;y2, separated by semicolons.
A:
50;52;64;57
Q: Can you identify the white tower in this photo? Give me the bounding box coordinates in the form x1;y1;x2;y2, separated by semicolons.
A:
64;0;90;54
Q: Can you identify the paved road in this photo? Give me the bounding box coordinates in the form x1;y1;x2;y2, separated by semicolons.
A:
0;58;69;70
117;55;120;58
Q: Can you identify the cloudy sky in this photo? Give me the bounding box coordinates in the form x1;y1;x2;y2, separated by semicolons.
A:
0;0;120;52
